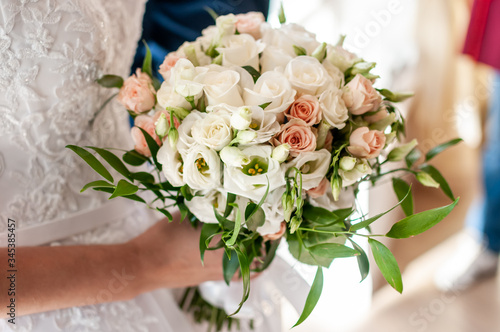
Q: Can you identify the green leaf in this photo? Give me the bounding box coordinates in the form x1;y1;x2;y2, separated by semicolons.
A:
109;179;139;199
293;45;307;56
130;172;155;183
245;204;265;232
303;204;338;225
287;231;333;267
293;267;323;327
222;250;240;286
369;239;403;293
386;198;459;239
278;1;286;24
199;223;220;264
96;75;124;88
425;138;463;162
349;239;370;282
123;150;149;166
80;180;114;193
392;178;413;216
405;147;421;168
420;164;455;201
332;207;355;221
178;202;189;221
204;6;218;21
91;187;145;203
180;184;194;201
242;65;261;83
229;245;251;316
223;193;237;218
141;40;153;78
377;89;414;102
258;101;272;110
308;243;359;259
66;145;113;182
138;127;162;171
156;207;173;221
226;204;241;247
350;186;411;232
87;147;131;180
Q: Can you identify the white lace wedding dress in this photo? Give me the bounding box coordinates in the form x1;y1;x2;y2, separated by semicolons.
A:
0;1;372;331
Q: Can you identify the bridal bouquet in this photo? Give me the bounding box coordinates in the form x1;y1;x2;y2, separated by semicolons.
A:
69;9;459;330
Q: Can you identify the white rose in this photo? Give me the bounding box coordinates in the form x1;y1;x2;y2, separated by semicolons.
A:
182;144;221;190
217;34;265;70
319;88;348;129
203;68;244;106
216;14;237;38
157;140;185;187
184;189;229;224
285;56;332;96
260;46;293;73
157;82;191;110
271;144;290;163
258;187;286;236
244;71;296;121
261;23;320;57
282;149;331;190
224;145;286;201
178;40;212;66
191;110;232;151
326;44;360;73
177;111;204;153
322;60;345;88
170;58;207;99
338;159;372;186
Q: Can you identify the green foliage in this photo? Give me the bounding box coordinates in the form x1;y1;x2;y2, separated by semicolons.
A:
369;239;403;293
392;178;413;216
294;267;323;327
425;138;463;162
242;65;261;83
66;145;113;182
96;75;124;88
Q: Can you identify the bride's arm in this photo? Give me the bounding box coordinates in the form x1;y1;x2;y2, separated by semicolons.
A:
0;212;223;318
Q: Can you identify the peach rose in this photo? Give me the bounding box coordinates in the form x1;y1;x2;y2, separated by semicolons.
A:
306;178;329;198
158;52;183;81
285;95;321;126
118;69;156;114
347;127;386;159
343;74;382;115
274;119;317;157
235;12;265;39
263;221;287;241
131;115;162;157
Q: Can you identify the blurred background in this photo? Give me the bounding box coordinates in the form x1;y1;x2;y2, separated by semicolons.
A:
269;0;498;331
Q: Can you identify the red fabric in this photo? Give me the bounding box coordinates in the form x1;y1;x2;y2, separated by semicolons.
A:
464;0;500;70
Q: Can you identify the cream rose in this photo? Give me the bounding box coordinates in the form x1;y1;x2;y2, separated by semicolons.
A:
176;111;204;153
223;145;286;201
273;119;317;157
343;74;382;115
235;11;265;39
118;69;156;114
203;68;244;106
243;71;296;121
326;44;360;73
261;22;320;57
282;149;331;190
131;115;161;157
285;95;321;126
182;144;221;190
218;34;265;70
260;46;293;73
319;89;348;129
322;60;345;88
191;110;232;151
284;56;332;96
347;127;386;159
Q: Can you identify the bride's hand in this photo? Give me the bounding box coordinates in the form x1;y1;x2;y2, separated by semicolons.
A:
128;210;224;290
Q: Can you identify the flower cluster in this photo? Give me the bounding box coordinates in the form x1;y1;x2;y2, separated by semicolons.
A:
118;13;398;237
